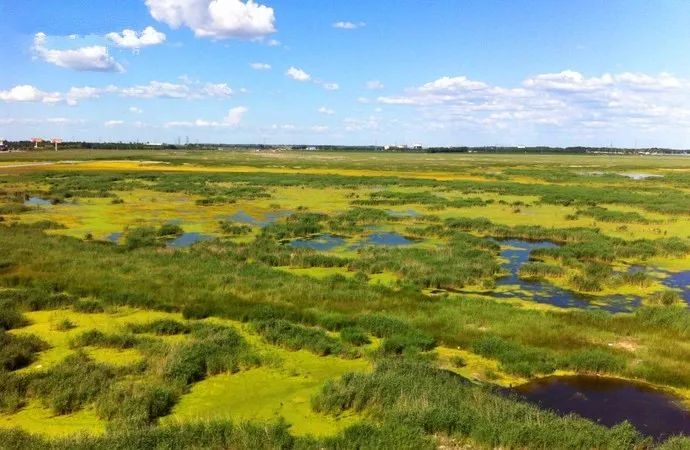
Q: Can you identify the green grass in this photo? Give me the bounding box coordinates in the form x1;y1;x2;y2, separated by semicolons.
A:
2;150;690;448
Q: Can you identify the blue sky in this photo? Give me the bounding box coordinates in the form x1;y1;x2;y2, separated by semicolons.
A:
2;0;690;147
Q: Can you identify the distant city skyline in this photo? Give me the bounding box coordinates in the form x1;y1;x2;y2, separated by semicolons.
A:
2;0;690;148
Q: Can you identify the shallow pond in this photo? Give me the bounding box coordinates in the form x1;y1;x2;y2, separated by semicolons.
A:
363;232;415;246
289;234;345;251
661;270;690;305
514;376;690;440
106;232;122;243
226;210;291;227
492;239;640;312
167;233;212;248
386;209;421;218
24;196;51;206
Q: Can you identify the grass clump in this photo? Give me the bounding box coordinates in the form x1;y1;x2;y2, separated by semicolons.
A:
30;352;116;415
312;359;646;450
253;319;343;356
164;323;258;384
649;290;682;306
157;223;183;237
71;330;139;349
97;381;178;427
219;220;253;235
340;327;371;346
128;319;190;335
72;299;105;313
0;331;47;371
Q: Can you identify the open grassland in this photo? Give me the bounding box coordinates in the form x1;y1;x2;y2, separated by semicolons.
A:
1;150;690;449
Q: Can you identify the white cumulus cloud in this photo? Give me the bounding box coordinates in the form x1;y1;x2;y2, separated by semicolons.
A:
166;106;248;128
366;80;384;90
250;62;271;70
286;66;311;82
106;26;166;49
146;0;276;40
318;107;334;115
32;32;124;72
105;120;125;127
333;21;365;29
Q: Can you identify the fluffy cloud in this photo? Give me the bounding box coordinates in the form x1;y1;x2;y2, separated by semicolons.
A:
0;79;233;106
376;70;690;137
104;120;125;127
146;0;276;40
366;80;384;90
0;85;48;102
106;26;166;49
32;33;124;72
250;62;271;70
166;106;248;127
286;66;311;82
129;106;143;114
286;67;339;91
119;80;232;98
333;21;365;29
318;106;334;115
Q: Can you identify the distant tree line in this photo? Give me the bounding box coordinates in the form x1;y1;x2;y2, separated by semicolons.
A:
1;141;687;155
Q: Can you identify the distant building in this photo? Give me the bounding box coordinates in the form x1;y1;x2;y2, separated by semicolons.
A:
412;143;423;149
306;146;317;151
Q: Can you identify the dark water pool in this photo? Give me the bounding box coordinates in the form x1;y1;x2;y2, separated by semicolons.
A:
24;196;51;206
492;239;640;312
289;234;345;251
514;376;690;440
167;233;211;248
